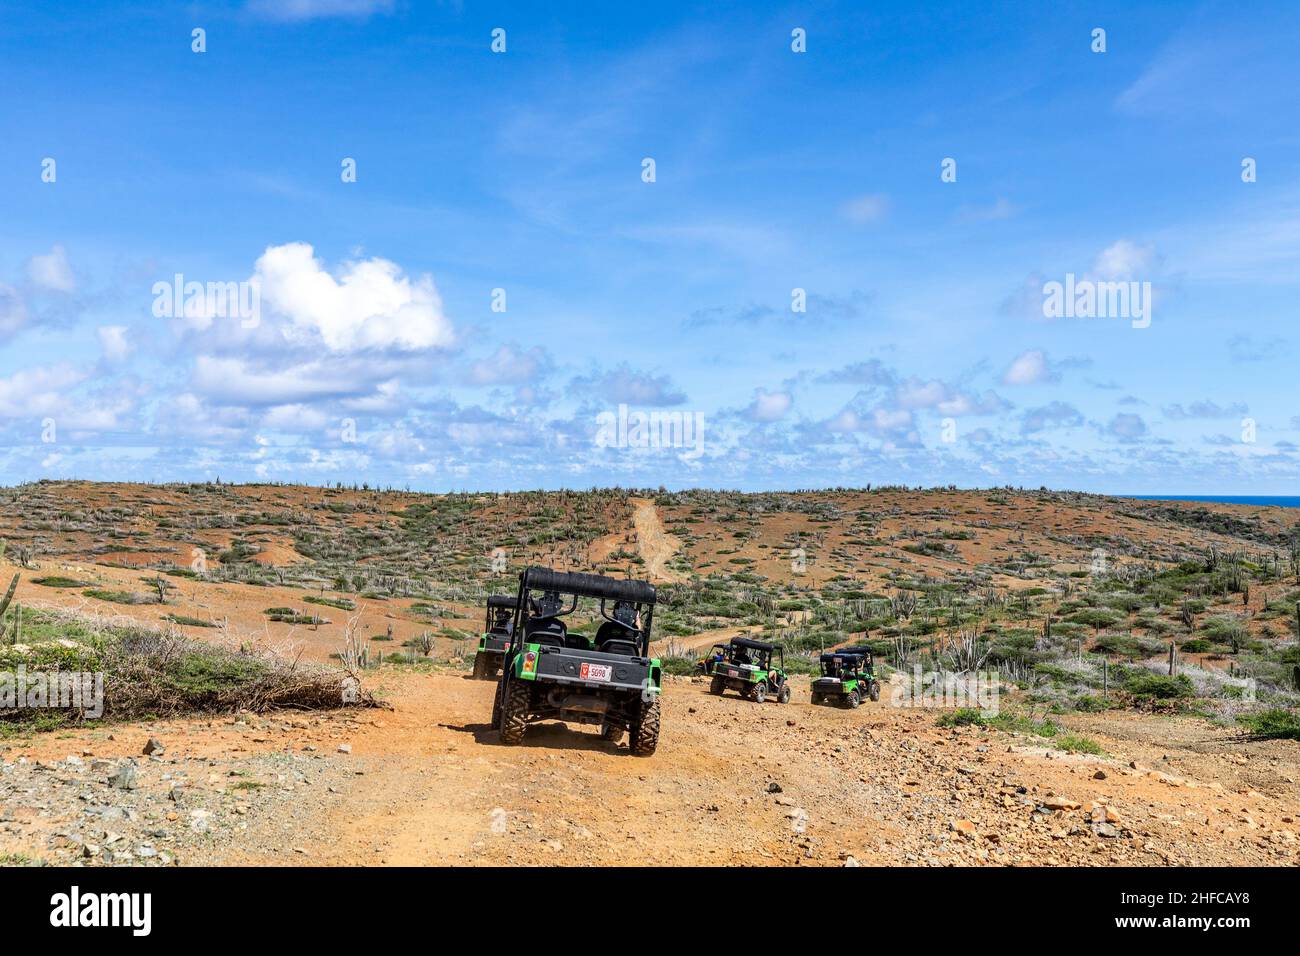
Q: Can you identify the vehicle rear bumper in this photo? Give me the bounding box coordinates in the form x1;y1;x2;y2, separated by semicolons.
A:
529;648;659;693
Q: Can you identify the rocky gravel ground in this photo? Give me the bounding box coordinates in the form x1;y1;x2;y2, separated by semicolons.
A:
1;672;1297;867
0;714;376;867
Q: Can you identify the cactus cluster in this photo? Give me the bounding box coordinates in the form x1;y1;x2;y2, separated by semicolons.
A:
0;573;18;644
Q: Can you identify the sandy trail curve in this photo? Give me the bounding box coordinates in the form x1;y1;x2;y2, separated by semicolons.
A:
650;623;764;658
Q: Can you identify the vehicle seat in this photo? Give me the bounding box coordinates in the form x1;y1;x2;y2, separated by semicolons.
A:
524;616;566;647
600;639;638;656
596;620;638;655
563;634;592;651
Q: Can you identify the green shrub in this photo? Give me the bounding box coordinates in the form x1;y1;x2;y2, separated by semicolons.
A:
1054;734;1104;755
83;589;153;605
1071;694;1109;712
304;595;356;611
936;707;984;727
660;656;697;676
1126;673;1194;699
1238;708;1300;740
1069;609;1122;631
163;614;217;628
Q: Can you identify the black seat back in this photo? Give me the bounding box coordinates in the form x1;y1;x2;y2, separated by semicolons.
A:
525;616;566;647
596;620;639;655
600;639;638;656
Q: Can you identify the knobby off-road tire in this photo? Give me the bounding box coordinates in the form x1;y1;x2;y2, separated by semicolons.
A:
499;679;531;745
869;681;881;702
778;683;791;704
846;690;861;709
811;693;823;706
630;697;660;756
472;653;487;680
710;675;724;695
752;682;767;704
601;722;625;744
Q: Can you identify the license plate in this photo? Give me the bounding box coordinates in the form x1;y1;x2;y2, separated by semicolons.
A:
580;662;612;682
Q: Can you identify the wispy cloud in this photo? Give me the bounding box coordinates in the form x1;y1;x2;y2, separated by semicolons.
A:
245;0;394;22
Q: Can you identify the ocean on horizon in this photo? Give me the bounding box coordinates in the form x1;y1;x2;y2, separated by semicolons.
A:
1123;495;1300;509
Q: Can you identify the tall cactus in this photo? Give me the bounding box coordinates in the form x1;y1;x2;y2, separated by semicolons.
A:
0;573;17;619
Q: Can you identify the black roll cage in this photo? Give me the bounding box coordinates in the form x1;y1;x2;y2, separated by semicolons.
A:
728;637;783;671
506;567;657;658
819;650;874;676
485;594;514;632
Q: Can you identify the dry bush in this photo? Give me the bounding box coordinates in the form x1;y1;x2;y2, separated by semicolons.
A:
1;605;378;725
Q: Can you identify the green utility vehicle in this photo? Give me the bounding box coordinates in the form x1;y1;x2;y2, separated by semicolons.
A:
708;637;790;703
471;594;516;680
492;567;662;756
811;645;881;707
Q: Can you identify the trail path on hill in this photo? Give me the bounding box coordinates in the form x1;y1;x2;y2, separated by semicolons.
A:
629;497;684;584
650;623;765;658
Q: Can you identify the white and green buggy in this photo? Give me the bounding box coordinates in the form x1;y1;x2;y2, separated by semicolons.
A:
491;567;663;756
811;645;881;708
471;594;516;680
708;637;791;704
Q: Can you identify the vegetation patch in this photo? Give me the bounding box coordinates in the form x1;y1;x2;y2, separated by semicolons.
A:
83;589;156;605
1238;708;1300;740
0;608;375;733
162;614;218;628
304;595;356;611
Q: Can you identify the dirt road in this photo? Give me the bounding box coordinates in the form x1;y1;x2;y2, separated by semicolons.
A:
629;497;684;584
10;670;1295;867
650;623;764;658
234;674;1300;867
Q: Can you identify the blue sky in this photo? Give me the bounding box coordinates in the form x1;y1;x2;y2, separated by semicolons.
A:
2;0;1298;493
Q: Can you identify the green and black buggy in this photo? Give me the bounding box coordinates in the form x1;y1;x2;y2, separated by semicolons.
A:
811;645;881;707
471;594;515;680
492;567;663;756
708;637;790;704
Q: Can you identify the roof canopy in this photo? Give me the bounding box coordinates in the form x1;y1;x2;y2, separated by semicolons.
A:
486;594;516;608
519;566;657;605
730;637;776;652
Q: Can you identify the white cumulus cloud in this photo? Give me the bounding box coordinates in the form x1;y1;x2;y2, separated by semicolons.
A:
254;242;454;353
